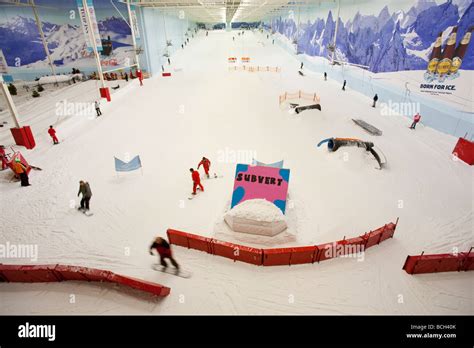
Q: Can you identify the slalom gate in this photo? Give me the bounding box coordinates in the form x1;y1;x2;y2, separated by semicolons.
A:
403;248;473;275
228;66;281;73
279;91;320;105
0;264;170;297
167;219;398;267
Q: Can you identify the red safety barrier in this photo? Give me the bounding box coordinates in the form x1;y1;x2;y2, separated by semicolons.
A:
403;249;473;274
168;220;397;267
452;137;474;165
167;229;189;248
162;72;171;77
233;244;263;265
263;248;292;266
99;87;111;102
10;126;36;149
0;264;170;297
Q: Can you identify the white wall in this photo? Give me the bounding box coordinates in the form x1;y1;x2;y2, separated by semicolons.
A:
139;8;195;76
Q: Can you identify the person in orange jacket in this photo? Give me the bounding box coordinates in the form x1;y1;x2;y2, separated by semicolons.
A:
48;125;59;144
197;157;211;178
410;113;421;129
0;145;8;171
190;168;204;195
12;157;30;187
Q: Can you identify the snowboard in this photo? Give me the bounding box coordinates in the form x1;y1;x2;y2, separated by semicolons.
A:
77;207;94;216
152;264;192;278
29;165;43;171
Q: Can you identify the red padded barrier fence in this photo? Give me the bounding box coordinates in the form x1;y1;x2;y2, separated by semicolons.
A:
167;219;397;267
0;264;170;297
452;137;474;165
403;249;474;275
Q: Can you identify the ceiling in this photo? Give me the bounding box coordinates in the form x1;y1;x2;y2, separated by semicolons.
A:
128;0;337;24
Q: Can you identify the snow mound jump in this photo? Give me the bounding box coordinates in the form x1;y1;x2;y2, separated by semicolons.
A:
224;199;288;237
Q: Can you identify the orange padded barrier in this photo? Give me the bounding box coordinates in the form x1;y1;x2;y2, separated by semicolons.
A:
167;219;397;267
403;249;473;275
0;264;170;297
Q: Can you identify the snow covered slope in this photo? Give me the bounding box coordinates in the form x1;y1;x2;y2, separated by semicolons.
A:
0;30;472;315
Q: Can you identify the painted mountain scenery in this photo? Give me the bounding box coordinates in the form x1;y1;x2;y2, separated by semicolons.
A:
269;0;473;73
0;15;132;67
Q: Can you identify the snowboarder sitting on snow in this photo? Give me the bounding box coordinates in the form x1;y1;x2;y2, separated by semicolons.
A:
190;168;204;195
150;237;180;272
77;180;92;211
197;157;211;178
48;125;59;144
12;157;30;187
410;113;421;129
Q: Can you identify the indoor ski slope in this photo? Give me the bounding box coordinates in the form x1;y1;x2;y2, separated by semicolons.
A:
0;30;472;315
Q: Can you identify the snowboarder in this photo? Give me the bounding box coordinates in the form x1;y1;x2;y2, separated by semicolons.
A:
149;237;180;272
12;157;30;187
197;157;211;178
372;94;379;108
342;80;347;91
168;57;171;65
77;180;92;211
324;72;327;81
300;62;304;70
95;101;102;117
190;168;204;195
48;125;59;144
0;145;8;171
410;113;422;129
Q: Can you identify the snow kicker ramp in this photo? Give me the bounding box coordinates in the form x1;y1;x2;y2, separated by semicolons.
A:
0;264;170;297
167;219;398;267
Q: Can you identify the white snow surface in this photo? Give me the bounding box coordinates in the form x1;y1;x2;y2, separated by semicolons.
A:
227;199;286;223
0;30;472;315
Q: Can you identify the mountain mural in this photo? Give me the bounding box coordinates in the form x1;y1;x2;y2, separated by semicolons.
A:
269;0;474;73
0;15;132;67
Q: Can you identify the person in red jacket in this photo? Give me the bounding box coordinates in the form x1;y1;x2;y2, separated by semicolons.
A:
48;125;59;144
149;237;179;272
410;113;421;129
197;156;211;178
190;168;204;195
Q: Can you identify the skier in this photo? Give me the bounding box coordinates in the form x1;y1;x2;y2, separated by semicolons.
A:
190;168;204;195
168;57;171;65
342;80;347;91
77;180;92;211
12;157;30;187
149;236;180;273
300;62;304;70
48;125;59;144
324;72;327;81
0;145;8;171
410;113;422;129
95;100;102;117
197;157;211;178
125;72;129;82
372;94;379;108
272;39;275;45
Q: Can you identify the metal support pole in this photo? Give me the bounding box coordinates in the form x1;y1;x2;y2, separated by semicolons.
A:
0;77;21;128
83;0;106;89
332;0;341;62
30;0;58;84
126;0;140;70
